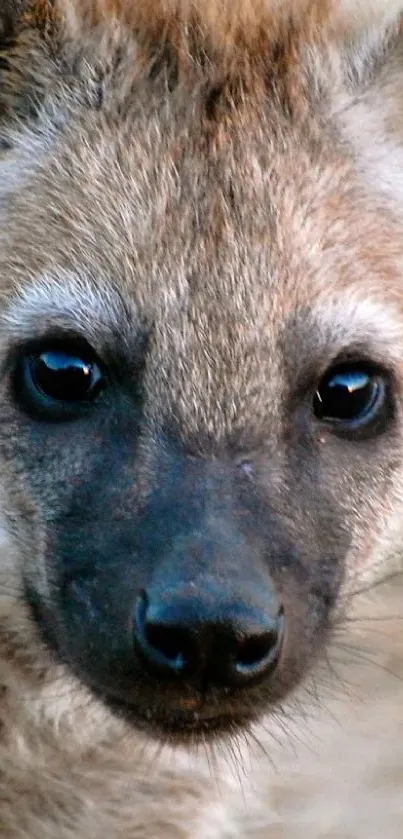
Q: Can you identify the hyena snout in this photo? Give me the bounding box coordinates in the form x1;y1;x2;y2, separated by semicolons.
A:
132;583;285;688
48;451;334;737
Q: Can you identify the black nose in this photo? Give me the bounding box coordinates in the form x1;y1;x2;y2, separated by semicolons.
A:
132;587;284;688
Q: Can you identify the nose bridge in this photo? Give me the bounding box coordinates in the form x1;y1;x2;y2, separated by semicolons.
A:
143;451;267;588
133;460;285;688
147;256;283;448
132;454;286;688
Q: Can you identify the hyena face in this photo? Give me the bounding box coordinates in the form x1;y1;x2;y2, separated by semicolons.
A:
1;0;403;743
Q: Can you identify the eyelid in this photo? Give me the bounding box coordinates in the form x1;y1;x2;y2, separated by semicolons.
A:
3;332;115;393
3;322;149;386
3;329;97;364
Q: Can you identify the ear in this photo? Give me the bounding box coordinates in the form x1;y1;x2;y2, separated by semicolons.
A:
0;1;27;39
332;0;403;89
0;1;54;39
338;0;403;29
330;0;403;211
0;1;57;128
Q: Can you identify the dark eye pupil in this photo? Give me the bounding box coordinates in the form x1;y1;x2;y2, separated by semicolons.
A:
30;350;102;402
314;368;380;424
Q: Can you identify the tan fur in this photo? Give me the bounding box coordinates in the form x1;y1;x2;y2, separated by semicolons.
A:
1;1;403;837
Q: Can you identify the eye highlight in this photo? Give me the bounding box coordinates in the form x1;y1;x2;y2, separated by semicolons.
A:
313;363;387;433
13;341;106;421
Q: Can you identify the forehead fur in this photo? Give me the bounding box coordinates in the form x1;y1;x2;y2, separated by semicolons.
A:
1;0;403;445
17;0;403;62
56;0;403;32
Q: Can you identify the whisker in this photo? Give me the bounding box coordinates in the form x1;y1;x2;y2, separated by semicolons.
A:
244;725;277;771
342;570;403;601
330;640;403;683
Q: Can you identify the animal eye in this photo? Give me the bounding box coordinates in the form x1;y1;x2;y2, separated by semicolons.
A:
14;341;106;420
313;363;386;431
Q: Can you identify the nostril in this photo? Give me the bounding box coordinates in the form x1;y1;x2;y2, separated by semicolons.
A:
134;589;285;687
234;610;284;677
133;590;197;676
144;623;192;672
235;631;278;672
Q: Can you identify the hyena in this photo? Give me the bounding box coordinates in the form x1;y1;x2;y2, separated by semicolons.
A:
1;1;403;837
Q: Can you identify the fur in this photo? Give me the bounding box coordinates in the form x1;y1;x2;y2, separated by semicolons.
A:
1;1;403;837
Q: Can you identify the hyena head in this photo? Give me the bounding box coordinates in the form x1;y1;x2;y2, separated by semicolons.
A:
0;0;403;744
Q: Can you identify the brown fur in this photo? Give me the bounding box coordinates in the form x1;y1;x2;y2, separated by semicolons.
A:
1;1;403;836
